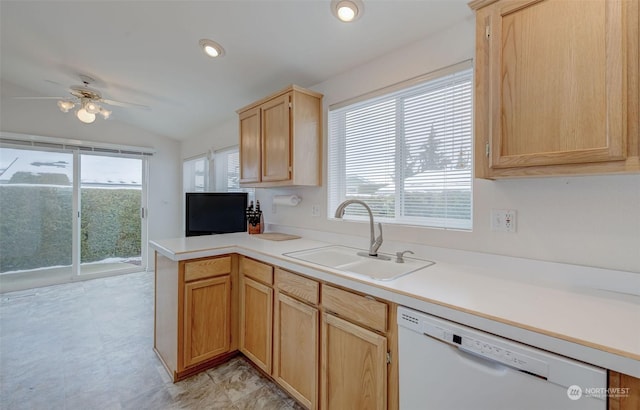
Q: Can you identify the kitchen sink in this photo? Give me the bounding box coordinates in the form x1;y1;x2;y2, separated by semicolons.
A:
284;245;434;281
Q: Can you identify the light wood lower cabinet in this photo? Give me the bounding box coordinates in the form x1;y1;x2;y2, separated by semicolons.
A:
183;275;231;368
273;292;319;409
609;370;640;410
273;268;321;409
320;283;397;410
239;275;273;374
321;313;387;410
154;253;236;382
156;252;636;410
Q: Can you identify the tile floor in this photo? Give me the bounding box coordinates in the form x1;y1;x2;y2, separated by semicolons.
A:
0;271;302;409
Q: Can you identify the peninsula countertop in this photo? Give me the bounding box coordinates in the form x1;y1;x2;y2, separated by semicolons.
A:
150;232;640;378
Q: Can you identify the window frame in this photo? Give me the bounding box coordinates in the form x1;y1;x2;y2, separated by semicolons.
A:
182;154;210;193
212;145;255;198
327;60;473;231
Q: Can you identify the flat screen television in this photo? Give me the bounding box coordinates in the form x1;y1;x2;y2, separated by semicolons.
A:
185;192;248;237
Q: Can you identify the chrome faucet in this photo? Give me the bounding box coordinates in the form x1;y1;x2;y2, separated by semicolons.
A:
395;250;414;263
334;199;387;259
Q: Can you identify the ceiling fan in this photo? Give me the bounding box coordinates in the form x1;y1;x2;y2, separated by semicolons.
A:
16;74;149;124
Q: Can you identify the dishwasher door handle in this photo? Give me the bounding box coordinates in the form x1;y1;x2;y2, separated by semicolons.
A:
455;345;511;377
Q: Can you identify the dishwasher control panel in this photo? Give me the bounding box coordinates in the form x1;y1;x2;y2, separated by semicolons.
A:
402;309;549;378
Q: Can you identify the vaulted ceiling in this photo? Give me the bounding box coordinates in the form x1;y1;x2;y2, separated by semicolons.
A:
0;1;471;140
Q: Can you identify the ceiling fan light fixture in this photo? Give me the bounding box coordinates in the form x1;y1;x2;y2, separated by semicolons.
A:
99;107;111;120
331;0;363;22
57;100;75;113
84;99;101;114
199;39;225;58
76;108;96;124
41;75;146;124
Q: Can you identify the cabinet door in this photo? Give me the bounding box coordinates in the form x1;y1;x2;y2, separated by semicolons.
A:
183;275;231;368
482;0;627;169
321;313;387;410
609;370;640;410
261;93;291;182
239;106;261;183
240;275;273;373
273;292;319;410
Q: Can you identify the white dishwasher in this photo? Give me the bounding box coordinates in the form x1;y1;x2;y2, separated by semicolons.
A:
397;306;606;410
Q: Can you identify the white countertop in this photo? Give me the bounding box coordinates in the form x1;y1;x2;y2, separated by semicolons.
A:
150;231;640;378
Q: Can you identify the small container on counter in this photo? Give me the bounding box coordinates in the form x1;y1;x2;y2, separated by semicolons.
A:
246;200;263;234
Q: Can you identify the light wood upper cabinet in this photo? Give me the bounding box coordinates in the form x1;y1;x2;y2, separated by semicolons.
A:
470;0;639;178
237;85;323;187
321;313;387;410
183;275;231;368
261;93;291;182
239;107;261;184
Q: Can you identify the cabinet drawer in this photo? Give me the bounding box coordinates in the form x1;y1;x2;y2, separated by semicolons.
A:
240;256;273;285
184;256;231;282
275;268;319;305
321;285;387;333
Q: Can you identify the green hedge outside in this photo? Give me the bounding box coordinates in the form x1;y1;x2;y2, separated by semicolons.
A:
0;185;141;273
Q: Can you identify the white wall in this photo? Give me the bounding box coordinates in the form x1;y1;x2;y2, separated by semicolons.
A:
1;80;182;269
181;116;239;160
179;16;640;273
258;17;640;274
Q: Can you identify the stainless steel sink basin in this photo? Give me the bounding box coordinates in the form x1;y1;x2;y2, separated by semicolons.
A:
284;245;434;281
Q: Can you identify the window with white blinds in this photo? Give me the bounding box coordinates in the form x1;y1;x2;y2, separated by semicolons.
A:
183;155;209;192
213;146;254;196
328;63;473;230
214;148;240;191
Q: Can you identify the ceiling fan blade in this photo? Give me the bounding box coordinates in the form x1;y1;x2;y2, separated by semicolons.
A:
44;79;65;87
102;98;150;110
13;96;62;100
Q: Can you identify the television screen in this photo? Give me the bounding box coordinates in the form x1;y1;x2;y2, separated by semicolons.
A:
185;192;248;237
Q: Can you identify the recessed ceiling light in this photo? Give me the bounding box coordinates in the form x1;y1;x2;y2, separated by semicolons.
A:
199;39;225;58
331;0;364;23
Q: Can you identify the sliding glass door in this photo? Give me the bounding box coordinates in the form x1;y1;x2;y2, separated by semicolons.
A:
79;154;144;276
0;147;75;288
0;145;147;291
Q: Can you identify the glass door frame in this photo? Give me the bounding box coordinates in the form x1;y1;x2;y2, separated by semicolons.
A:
0;140;149;291
74;151;148;279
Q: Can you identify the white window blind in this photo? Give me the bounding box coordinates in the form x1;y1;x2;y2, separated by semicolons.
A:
328;63;473;230
213;146;254;196
183;155;209;192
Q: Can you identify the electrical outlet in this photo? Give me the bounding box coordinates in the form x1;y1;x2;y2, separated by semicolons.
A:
491;209;517;232
504;210;516;232
311;204;321;217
